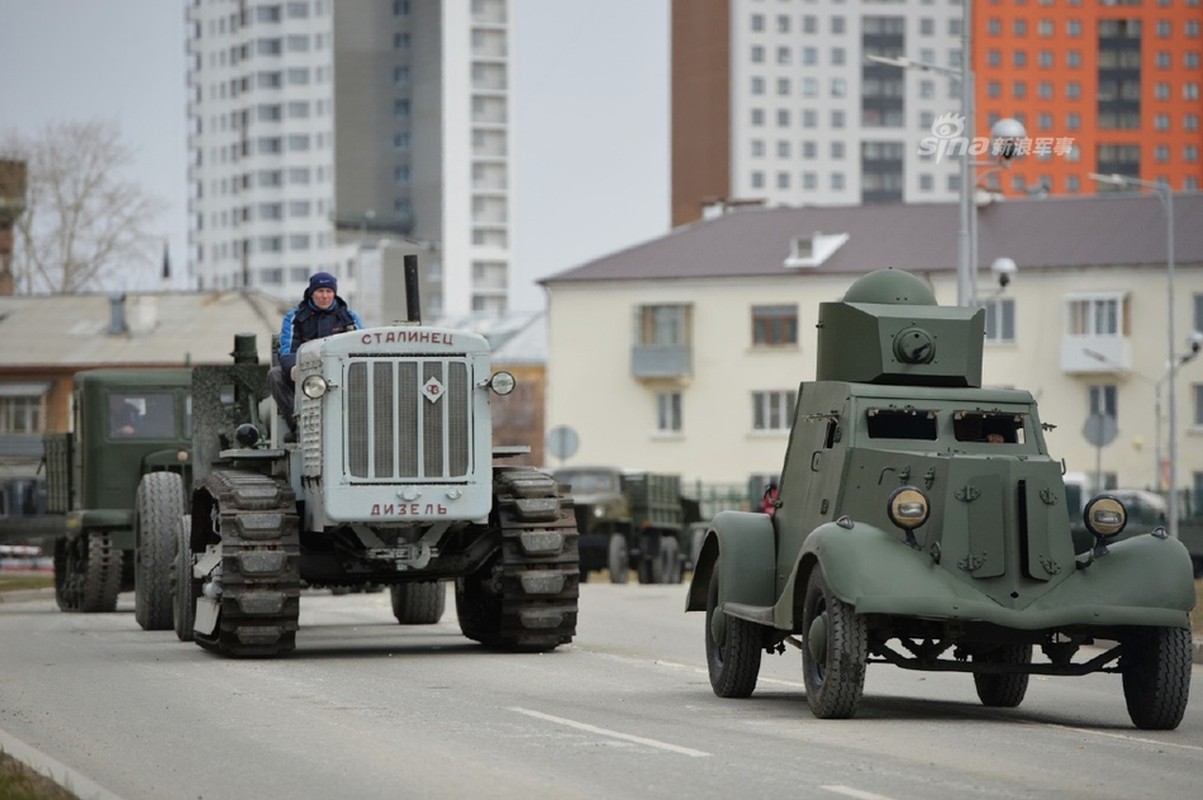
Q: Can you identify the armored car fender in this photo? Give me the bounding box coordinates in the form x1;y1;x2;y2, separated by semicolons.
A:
685;510;776;614
794;520;1194;630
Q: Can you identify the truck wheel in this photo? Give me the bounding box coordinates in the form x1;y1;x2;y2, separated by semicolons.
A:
391;582;446;624
801;566;867;719
972;643;1031;707
607;533;629;584
1121;626;1191;730
54;532;122;613
659;537;682;584
134;472;184;631
704;564;762;697
172;514;195;642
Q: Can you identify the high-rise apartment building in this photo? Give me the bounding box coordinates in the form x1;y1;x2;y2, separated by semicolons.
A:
187;0;513;318
672;0;1203;225
975;0;1203;198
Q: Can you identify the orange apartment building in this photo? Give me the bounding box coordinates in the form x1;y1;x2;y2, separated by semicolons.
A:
976;0;1203;197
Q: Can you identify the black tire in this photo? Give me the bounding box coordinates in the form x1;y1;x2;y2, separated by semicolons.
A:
972;643;1032;707
390;581;447;624
704;564;762;698
134;472;184;631
607;533;629;584
1121;626;1192;730
172;514;195;642
801;566;868;719
54;532;122;613
660;537;682;584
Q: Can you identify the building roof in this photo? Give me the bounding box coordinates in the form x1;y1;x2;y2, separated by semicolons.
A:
432;310;547;364
542;193;1203;284
0;289;290;368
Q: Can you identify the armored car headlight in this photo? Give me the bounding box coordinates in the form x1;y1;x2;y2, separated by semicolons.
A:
301;374;328;399
887;486;930;530
1083;495;1127;538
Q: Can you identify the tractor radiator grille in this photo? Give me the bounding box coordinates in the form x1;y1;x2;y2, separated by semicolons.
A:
344;358;472;480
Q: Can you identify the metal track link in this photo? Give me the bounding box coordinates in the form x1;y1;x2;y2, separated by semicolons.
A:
193;470;300;658
468;466;580;650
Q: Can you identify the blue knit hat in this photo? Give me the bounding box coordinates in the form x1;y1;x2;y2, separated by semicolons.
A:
308;271;337;294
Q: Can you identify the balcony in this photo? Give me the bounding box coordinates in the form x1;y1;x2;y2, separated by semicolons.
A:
631;345;692;380
1061;335;1132;374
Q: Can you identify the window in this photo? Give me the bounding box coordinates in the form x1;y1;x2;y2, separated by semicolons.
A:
983;298;1015;342
1089;385;1118;418
107;393;177;439
1067;295;1128;336
0;387;47;434
752;391;796;432
752;305;798;346
657;392;682;433
635;304;691;346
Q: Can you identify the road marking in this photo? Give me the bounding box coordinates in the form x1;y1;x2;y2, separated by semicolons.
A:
821;785;898;800
508;707;710;758
1042;723;1203;753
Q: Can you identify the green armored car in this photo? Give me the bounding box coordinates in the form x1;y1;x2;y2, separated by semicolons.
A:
687;269;1195;730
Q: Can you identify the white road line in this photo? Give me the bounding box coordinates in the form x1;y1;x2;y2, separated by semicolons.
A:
1041;722;1203;753
820;784;899;800
508;707;710;758
0;727;126;800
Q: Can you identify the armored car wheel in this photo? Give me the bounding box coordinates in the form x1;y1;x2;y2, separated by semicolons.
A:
972;643;1032;708
801;566;868;719
1121;626;1192;730
607;533;629;584
172;514;196;641
134;472;184;631
704;563;762;698
54;531;123;613
391;581;446;624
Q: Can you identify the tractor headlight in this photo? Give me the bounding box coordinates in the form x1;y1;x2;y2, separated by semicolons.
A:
592;505;605;519
887;486;930;530
301;374;328;399
488;371;516;396
1083;495;1127;538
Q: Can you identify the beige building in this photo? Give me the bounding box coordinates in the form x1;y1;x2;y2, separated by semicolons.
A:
542;193;1203;510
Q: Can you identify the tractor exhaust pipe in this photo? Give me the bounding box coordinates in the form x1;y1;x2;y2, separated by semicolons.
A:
404;254;421;324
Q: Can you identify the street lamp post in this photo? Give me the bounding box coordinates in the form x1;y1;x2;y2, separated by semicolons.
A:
1088;172;1178;537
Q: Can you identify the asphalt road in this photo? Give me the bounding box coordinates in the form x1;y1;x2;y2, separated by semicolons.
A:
2;583;1201;800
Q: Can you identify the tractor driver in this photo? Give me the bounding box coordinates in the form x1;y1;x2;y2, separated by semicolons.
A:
267;271;364;441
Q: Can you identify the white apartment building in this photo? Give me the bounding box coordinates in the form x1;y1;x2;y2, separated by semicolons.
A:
542;194;1203;510
674;0;967;224
186;0;513;317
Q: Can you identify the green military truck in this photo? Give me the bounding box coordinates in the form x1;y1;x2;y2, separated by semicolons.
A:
45;369;192;622
553;466;703;584
688;269;1195;730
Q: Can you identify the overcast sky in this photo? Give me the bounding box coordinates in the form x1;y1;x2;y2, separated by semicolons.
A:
0;0;669;311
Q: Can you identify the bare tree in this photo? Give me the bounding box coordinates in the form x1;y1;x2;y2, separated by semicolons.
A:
0;120;167;294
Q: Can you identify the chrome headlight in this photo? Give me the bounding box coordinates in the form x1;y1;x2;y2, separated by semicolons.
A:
488;371;516;396
301;374;328;399
1083;495;1127;538
887;486;930;530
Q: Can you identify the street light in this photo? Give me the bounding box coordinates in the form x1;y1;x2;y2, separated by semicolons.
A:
1087;172;1180;537
866;5;1022;308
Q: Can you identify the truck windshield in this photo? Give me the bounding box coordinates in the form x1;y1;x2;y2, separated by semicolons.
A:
109;393;178;439
865;408;938;440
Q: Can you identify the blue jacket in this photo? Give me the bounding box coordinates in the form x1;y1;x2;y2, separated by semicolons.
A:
277;295;364;372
